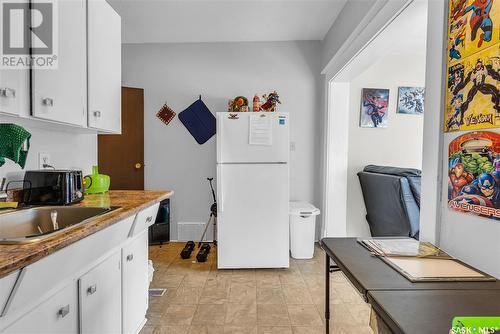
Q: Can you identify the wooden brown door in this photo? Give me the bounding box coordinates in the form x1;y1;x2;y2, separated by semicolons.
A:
98;87;144;190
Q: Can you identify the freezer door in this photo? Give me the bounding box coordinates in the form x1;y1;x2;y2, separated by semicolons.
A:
217;112;289;163
217;163;289;268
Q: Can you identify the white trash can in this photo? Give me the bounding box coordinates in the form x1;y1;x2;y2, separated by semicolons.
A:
289;201;320;259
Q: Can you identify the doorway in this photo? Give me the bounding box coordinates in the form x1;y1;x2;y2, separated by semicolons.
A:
98;87;145;190
322;0;428;238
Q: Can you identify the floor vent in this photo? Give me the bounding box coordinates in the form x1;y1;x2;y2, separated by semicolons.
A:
149;288;166;297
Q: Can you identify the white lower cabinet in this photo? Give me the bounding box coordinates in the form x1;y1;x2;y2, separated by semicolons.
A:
122;231;149;334
0;204;158;334
4;283;78;334
79;251;122;334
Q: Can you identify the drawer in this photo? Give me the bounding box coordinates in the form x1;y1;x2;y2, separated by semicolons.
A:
129;203;160;237
4;282;78;334
1;215;134;322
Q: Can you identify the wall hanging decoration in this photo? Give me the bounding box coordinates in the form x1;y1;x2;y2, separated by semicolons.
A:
260;91;281;112
397;87;425;115
156;102;176;126
178;96;216;145
359;88;389;128
448;131;500;220
444;0;500;132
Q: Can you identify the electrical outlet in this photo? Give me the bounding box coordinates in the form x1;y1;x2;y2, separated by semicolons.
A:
39;153;51;169
290;142;296;152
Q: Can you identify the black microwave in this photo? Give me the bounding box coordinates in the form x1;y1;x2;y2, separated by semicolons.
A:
23;170;84;205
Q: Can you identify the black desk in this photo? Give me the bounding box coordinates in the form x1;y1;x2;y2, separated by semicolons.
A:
368;290;500;334
320;238;500;333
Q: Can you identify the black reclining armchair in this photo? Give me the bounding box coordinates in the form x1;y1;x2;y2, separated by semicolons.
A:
357;165;421;239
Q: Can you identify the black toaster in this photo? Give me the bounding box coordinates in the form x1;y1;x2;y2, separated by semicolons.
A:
23;170;84;205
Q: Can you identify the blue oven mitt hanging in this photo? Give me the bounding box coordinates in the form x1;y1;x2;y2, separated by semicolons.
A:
178;98;216;144
0;123;31;168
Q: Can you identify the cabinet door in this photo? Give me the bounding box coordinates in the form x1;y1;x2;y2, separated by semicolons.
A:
122;231;148;334
79;251;122;334
31;0;87;126
0;70;29;116
87;0;121;133
4;283;78;334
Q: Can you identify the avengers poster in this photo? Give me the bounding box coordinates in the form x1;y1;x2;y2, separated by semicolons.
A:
448;131;500;220
445;0;500;133
359;88;389;128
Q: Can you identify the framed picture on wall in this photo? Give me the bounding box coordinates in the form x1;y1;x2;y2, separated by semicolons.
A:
360;88;389;128
397;87;425;115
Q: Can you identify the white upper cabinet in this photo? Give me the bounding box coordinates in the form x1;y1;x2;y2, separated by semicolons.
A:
87;0;122;133
0;70;29;116
31;0;87;127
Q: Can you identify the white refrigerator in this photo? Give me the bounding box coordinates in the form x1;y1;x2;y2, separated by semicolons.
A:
216;112;290;269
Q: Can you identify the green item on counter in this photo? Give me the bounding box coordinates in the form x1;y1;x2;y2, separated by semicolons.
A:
84;165;110;194
0;202;18;209
0;123;31;168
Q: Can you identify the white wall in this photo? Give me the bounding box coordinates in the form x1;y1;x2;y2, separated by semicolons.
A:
0;118;97;181
122;41;323;240
420;2;500;278
345;54;425;237
321;0;410;74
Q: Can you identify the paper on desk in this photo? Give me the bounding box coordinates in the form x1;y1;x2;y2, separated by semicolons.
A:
387;257;486;279
249;114;273;146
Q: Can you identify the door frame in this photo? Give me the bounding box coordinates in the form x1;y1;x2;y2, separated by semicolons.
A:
321;0;439;239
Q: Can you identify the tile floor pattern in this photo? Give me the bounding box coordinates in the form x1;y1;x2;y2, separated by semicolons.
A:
140;243;373;334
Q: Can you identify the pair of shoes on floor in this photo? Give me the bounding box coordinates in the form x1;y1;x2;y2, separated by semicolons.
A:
180;241;211;262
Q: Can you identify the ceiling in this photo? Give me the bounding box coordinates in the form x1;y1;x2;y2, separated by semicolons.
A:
108;0;347;44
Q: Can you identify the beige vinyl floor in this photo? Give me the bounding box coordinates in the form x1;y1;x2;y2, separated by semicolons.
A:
140;242;373;334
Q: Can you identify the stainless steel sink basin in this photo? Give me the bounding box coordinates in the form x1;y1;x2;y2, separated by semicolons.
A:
0;206;120;244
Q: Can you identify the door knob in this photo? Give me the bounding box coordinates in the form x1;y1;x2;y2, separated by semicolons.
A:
135;163;142;169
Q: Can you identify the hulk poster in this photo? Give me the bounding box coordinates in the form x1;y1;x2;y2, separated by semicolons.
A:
445;0;500;132
448;131;500;220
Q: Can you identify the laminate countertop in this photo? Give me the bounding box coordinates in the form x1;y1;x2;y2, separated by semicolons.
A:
0;190;173;279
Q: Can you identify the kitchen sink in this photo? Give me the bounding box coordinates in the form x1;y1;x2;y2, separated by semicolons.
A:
0;206;120;244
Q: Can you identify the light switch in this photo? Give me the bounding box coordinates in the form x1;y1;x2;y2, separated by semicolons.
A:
290;142;296;152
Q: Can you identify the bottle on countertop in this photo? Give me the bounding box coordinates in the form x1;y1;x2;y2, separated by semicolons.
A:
253;94;260;112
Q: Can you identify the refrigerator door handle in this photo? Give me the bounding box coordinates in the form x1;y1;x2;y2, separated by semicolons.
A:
216;114;222;163
217;164;224;212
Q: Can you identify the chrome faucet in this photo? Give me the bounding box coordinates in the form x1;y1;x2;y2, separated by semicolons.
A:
50;210;59;230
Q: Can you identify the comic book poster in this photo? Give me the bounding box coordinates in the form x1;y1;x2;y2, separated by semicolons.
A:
448;131;500;220
448;0;500;64
445;0;500;132
444;44;500;132
396;87;425;115
359;88;389;128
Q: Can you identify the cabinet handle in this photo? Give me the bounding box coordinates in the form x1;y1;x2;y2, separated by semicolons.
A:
57;305;70;318
146;216;153;223
126;254;134;262
0;88;16;98
87;284;97;295
93;110;101;117
42;98;54;106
